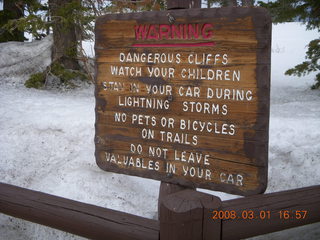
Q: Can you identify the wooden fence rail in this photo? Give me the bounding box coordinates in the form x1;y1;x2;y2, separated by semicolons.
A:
0;182;319;240
0;182;159;240
221;185;320;239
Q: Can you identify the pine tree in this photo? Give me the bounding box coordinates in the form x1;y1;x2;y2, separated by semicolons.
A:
259;0;320;89
106;0;166;13
0;0;25;42
49;0;81;70
3;0;167;89
205;0;254;7
1;0;94;88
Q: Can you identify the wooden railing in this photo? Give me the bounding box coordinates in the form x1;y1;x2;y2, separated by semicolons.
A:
0;182;319;240
221;185;320;239
0;182;159;240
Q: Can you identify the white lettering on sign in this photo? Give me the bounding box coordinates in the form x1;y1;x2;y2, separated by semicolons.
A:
146;85;172;95
174;150;210;165
110;65;142;77
101;49;254;187
105;152;160;171
179;119;235;135
182;101;228;115
178;86;201;98
181;68;240;81
220;172;244;186
207;88;253;101
182;165;212;180
119;52;181;64
160;130;198;146
131;114;157;127
187;53;228;65
147;67;175;78
118;96;170;110
103;81;124;91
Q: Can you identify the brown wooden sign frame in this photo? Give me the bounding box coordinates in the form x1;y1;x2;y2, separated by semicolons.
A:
95;7;271;196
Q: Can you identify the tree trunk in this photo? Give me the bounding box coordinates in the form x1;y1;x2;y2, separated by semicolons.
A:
48;0;80;70
228;0;238;6
219;0;237;7
241;0;254;6
0;0;24;42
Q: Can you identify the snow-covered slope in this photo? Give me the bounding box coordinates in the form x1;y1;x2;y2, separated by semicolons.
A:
0;35;52;86
267;23;320;193
0;23;319;239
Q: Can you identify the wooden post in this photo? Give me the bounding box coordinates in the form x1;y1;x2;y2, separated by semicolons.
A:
160;189;222;240
158;182;194;217
167;0;201;9
157;0;202;219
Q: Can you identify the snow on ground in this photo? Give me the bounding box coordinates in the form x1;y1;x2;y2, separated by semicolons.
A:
267;23;320;194
0;23;319;239
0;36;52;86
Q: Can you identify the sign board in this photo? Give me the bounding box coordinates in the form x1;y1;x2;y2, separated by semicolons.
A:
94;7;271;196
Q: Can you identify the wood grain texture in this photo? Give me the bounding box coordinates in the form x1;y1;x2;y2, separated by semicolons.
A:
159;189;221;240
221;185;320;239
158;181;195;219
167;0;201;10
0;182;159;240
95;7;271;196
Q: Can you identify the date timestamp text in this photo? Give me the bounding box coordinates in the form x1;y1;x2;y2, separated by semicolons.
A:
211;210;308;220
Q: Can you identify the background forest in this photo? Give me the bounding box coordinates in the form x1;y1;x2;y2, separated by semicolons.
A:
1;0;319;89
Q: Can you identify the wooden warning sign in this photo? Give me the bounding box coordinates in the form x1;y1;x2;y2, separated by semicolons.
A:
94;7;271;196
